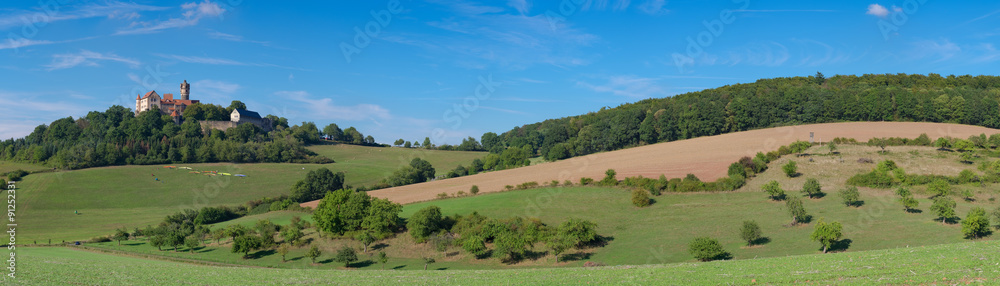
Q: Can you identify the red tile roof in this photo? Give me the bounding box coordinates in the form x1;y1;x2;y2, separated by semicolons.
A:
163;93;173;100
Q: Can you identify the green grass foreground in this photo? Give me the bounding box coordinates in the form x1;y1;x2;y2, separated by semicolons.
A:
10;241;998;285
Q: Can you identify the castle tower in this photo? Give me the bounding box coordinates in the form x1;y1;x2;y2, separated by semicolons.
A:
180;80;190;100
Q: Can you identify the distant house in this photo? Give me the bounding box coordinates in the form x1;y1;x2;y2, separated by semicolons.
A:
230;109;272;131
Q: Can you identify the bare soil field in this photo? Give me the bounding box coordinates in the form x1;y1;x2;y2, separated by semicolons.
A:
302;122;1000;207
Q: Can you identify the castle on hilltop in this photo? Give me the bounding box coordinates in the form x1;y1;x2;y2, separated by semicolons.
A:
135;80;272;132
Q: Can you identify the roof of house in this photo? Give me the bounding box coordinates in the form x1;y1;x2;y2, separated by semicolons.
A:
139;91;159;100
163;93;173;100
232;109;262;119
170;109;180;117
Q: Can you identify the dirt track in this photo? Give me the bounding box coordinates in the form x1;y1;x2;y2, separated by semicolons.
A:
301;122;1000;207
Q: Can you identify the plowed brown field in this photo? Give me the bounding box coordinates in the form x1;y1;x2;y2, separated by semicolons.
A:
301;122;1000;207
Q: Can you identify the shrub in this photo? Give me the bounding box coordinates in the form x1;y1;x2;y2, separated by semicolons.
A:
563;180;573;186
763;180;785;201
802;178;823;199
407;206;443;243
688;237;729;262
786;197;808;225
631;189;651;207
927;179;951;197
740;220;762;246
579;177;594;186
839;187;861;207
961;207;991;239
6;169;29;181
782;161;798;177
470;185;480;195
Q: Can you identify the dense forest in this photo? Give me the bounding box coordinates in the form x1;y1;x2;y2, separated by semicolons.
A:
0;102;333;169
482;73;1000;161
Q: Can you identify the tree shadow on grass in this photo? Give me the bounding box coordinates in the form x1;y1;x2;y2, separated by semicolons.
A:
751;237;771;246
808;192;826;199
349;260;374;268
828;239;852;253
905;208;922;214
580;235;615;249
196;247;215;254
371;243;389;251
392;265;407;270
288;256;303;262
435;267;449;270
561;252;592;262
318;258;334;264
122;242;144;246
473;250;493;260
247;249;275;259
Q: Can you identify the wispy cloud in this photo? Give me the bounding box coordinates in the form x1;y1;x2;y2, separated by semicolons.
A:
907;39;961;63
278;91;392;122
207;31;273;47
0;1;166;31
507;0;531;14
190;80;241;102
638;0;668;15
399;1;600;70
734;9;836;13
115;1;225;35
581;0;632;12
962;9;1000;26
479;106;527;114
46;50;140;71
0;90;94;139
154;53;306;70
576;75;668;98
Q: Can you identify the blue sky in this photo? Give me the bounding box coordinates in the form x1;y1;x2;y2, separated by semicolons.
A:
2;0;999;144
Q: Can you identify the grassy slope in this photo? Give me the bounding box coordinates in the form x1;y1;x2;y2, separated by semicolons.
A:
0;161;49;177
13;241;999;285
81;145;999;270
18;144;483;242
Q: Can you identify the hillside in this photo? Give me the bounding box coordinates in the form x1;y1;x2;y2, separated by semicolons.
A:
17;144;483;242
304;122;1000;206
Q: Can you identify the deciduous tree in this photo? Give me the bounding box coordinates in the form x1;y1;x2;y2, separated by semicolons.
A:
810;219;843;253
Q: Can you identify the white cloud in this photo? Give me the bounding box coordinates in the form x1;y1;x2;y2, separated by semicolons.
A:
576;75;667;98
278;91;392;122
866;4;889;18
207;31;273;47
46;50;140;71
0;39;53;50
639;0;667;15
154;53;306;71
582;0;632;11
116;1;225;35
0;90;93;139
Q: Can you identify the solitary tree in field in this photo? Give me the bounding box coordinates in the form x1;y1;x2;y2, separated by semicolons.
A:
394;139;405;146
810;219;843;253
838;187;861;207
900;195;919;212
961;189;974;201
335;246;358;268
740;220;763;246
306;245;322;264
688;237;729;262
377;251;388;269
422;257;436;270
827;142;837;154
763;180;786;201
113;228;130;246
870;138;888;153
470;185;480;195
782;161;798;177
277;243;290;262
961;207;991;239
930;197;957;224
786;197;808;225
802;178;823;199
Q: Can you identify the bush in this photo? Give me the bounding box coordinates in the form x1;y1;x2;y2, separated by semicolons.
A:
407;206;443;243
838;187;861;207
6;169;28;181
928;179;951;197
961;207;991;239
802;178;823;199
89;236;112;243
631;189;651;207
740;220;762;246
470;185;479;195
688;237;729;261
599;169;618;186
782;161;798;177
579;177;594;186
763;180;785;201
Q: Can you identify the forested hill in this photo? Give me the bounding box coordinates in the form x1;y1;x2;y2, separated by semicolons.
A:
482;73;1000;161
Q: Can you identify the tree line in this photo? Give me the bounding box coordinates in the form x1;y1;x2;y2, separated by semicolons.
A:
481;73;1000;162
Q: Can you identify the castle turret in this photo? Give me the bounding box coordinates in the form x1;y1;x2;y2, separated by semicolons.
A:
180;80;190;100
